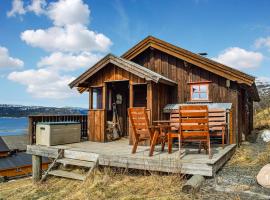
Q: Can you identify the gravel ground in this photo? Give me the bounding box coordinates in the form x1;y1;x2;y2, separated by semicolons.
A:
202;130;270;200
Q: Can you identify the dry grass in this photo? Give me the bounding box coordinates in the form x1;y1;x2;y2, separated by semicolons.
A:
228;142;270;167
254;108;270;129
0;168;196;200
0;168;243;200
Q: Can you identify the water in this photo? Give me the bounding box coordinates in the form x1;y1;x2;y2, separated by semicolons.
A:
0;117;28;136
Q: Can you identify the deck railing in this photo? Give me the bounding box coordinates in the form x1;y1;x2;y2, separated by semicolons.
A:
28;114;88;144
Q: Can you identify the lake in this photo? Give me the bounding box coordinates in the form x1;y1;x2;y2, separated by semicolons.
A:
0;117;28;136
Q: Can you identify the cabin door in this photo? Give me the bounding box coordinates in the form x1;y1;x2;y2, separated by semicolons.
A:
106;81;129;138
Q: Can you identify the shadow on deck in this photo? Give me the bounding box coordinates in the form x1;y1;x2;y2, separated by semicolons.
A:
27;138;236;177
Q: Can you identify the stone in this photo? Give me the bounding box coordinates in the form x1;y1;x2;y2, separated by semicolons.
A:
257;164;270;188
261;130;270;142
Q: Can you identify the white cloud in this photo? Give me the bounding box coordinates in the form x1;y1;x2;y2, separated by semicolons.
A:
7;0;26;17
21;24;112;53
254;36;270;50
47;0;90;26
0;46;24;69
37;52;101;71
8;0;112;100
27;0;47;15
8;69;76;99
212;47;263;69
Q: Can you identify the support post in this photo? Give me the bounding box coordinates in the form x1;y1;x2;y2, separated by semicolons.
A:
129;82;134;145
32;155;42;183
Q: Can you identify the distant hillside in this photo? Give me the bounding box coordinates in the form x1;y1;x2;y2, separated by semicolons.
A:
255;78;270;111
0;104;88;117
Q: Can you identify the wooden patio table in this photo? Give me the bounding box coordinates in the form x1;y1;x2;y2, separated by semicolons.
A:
149;120;176;156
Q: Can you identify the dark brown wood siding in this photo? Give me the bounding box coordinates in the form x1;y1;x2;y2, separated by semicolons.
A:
131;47;252;144
87;63;146;86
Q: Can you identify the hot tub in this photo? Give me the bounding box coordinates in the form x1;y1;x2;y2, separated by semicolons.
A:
36;122;81;146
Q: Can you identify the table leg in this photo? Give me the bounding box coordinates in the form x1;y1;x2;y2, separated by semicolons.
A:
149;130;159;156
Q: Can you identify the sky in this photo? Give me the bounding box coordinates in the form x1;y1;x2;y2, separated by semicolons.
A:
0;0;270;108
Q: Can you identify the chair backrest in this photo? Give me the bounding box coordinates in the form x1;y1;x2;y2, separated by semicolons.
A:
208;108;226;131
179;105;209;138
170;109;180;131
128;107;151;136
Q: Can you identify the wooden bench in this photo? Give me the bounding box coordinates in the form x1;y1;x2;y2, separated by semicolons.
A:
208;108;227;148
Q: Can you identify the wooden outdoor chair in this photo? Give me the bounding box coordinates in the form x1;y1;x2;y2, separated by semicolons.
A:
128;107;166;154
209;109;227;148
167;109;181;154
168;105;212;158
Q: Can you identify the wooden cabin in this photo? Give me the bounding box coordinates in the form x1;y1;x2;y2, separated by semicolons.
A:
69;36;259;145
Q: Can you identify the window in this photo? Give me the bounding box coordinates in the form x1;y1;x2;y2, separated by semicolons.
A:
133;84;147;107
92;87;103;109
190;83;209;101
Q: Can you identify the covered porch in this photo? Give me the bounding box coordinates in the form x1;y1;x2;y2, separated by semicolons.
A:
69;54;177;143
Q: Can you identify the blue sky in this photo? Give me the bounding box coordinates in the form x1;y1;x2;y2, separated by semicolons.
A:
0;0;270;108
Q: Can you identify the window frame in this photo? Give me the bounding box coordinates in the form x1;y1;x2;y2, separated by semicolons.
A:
91;87;103;109
189;83;209;102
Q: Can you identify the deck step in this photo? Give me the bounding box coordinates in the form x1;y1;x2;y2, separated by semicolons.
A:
57;158;94;168
64;150;99;162
48;169;86;181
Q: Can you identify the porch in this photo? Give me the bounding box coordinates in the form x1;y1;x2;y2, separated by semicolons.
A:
27;137;236;177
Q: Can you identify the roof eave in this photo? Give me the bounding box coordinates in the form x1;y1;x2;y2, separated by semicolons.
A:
69;54;176;91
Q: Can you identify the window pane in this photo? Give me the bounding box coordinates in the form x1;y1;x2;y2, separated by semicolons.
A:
192;85;199;93
200;85;207;93
200;92;208;99
92;88;102;109
192;92;200;99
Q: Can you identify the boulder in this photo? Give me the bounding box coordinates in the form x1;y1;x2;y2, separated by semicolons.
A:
261;130;270;142
257;164;270;188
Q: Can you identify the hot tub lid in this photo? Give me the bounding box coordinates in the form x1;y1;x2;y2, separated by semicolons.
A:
37;121;80;125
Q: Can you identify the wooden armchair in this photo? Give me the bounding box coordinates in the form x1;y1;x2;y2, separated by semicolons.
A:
168;105;212;158
128;107;166;154
209;109;227;148
167;109;181;154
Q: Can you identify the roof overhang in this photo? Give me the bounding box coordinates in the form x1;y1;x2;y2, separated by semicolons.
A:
69;54;177;91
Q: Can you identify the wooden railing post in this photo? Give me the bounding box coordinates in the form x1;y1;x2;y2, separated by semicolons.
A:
28;116;33;145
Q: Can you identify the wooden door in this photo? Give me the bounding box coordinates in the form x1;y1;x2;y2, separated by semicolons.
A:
88;109;105;142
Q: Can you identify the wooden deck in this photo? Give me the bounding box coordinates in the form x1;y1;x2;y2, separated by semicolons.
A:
27;138;236;177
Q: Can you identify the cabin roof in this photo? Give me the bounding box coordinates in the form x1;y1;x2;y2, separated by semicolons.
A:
1;135;28;151
122;36;256;87
0;137;10;152
69;54;177;90
0;152;49;171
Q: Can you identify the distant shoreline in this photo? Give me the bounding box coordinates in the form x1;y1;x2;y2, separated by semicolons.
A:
0;116;28;119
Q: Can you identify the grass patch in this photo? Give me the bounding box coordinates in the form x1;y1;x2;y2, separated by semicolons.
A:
228;143;270;167
0;168;194;200
254;108;270;130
